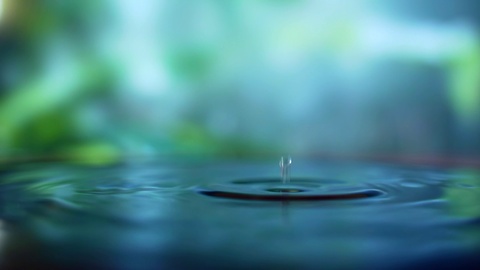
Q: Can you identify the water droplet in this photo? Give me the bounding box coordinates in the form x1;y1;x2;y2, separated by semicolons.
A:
279;156;292;184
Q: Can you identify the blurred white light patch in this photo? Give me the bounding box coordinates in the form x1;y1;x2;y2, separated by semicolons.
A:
114;0;169;96
360;17;478;63
127;57;169;96
0;0;3;22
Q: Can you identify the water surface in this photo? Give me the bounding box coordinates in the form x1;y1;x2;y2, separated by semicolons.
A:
0;158;479;269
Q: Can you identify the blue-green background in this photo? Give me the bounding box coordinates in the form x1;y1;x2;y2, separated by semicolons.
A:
1;0;480;163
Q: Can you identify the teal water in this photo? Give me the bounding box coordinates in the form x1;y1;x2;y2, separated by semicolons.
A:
0;158;479;269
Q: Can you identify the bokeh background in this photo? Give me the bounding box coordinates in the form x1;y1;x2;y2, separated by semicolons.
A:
0;0;480;163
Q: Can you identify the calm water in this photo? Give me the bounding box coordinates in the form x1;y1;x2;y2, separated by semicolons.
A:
0;158;479;269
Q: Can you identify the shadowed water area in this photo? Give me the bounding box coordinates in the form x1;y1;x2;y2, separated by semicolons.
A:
0;158;479;269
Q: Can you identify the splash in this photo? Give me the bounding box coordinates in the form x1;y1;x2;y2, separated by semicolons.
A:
279;156;292;184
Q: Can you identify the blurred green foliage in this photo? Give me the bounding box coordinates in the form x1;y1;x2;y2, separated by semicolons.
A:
1;0;480;163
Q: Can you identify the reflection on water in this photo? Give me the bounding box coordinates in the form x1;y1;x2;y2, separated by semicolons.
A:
0;159;480;269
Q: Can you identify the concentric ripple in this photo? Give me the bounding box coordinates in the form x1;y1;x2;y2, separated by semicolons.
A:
197;177;386;201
